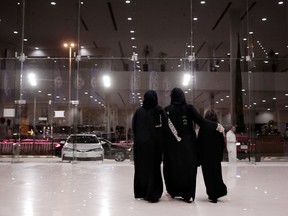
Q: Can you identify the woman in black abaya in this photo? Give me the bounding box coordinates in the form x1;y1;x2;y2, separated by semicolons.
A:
163;88;223;203
132;90;167;202
197;109;227;203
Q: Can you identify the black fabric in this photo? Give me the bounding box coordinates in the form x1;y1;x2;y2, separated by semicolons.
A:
132;90;167;202
163;88;218;201
197;122;227;200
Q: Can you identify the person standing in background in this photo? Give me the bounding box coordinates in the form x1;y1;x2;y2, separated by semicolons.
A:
163;88;224;203
226;125;237;163
0;117;8;141
132;90;167;203
197;109;227;203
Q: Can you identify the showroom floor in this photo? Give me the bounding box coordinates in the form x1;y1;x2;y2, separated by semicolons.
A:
0;158;287;216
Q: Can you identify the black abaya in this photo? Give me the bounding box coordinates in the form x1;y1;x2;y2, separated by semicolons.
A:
197;126;227;201
132;90;167;202
163;88;218;202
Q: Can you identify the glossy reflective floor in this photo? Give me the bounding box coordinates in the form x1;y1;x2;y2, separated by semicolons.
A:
0;158;287;216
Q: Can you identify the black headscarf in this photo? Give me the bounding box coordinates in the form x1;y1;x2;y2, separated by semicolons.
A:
143;90;158;109
170;88;187;105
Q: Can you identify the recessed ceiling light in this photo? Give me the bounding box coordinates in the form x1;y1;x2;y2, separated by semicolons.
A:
262;100;266;103
131;37;135;40
273;97;277;100
126;0;131;3
193;17;198;21
130;30;135;33
35;47;39;49
13;31;18;34
262;18;267;21
127;17;132;21
249;31;253;34
51;1;56;5
200;1;206;4
23;38;28;41
243;38;247;41
278;1;284;5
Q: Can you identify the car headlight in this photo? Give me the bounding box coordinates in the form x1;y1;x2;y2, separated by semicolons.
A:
62;147;73;152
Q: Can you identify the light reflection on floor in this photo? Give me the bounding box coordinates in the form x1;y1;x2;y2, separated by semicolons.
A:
0;158;288;216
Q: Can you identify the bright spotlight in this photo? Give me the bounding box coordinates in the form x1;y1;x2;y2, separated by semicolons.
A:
182;73;191;86
103;75;111;88
28;73;37;86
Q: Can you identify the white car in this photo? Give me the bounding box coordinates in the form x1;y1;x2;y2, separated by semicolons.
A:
61;134;104;161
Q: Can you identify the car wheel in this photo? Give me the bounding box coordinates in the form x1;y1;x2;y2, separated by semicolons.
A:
114;151;125;162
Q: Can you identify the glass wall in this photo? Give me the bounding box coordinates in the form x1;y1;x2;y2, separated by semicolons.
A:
0;0;287;162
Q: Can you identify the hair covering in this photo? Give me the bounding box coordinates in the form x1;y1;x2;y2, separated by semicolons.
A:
143;90;158;109
204;109;218;122
170;88;187;105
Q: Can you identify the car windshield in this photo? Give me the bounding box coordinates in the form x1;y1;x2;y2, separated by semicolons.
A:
67;135;99;144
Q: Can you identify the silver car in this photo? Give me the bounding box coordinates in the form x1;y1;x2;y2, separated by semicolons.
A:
61;134;104;161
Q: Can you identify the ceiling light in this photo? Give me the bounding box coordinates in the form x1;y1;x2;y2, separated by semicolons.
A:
262;100;266;103
35;47;39;50
127;17;132;21
278;1;284;5
126;0;131;3
249;31;253;34
13;31;18;34
130;30;135;33
262;18;267;21
23;38;28;41
193;17;198;21
243;38;247;41
131;37;135;40
51;1;56;5
200;1;206;4
273;97;277;100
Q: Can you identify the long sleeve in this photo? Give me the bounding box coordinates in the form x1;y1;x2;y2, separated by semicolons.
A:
226;131;236;143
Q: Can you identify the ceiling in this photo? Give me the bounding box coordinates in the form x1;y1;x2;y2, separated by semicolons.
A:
1;0;288;114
